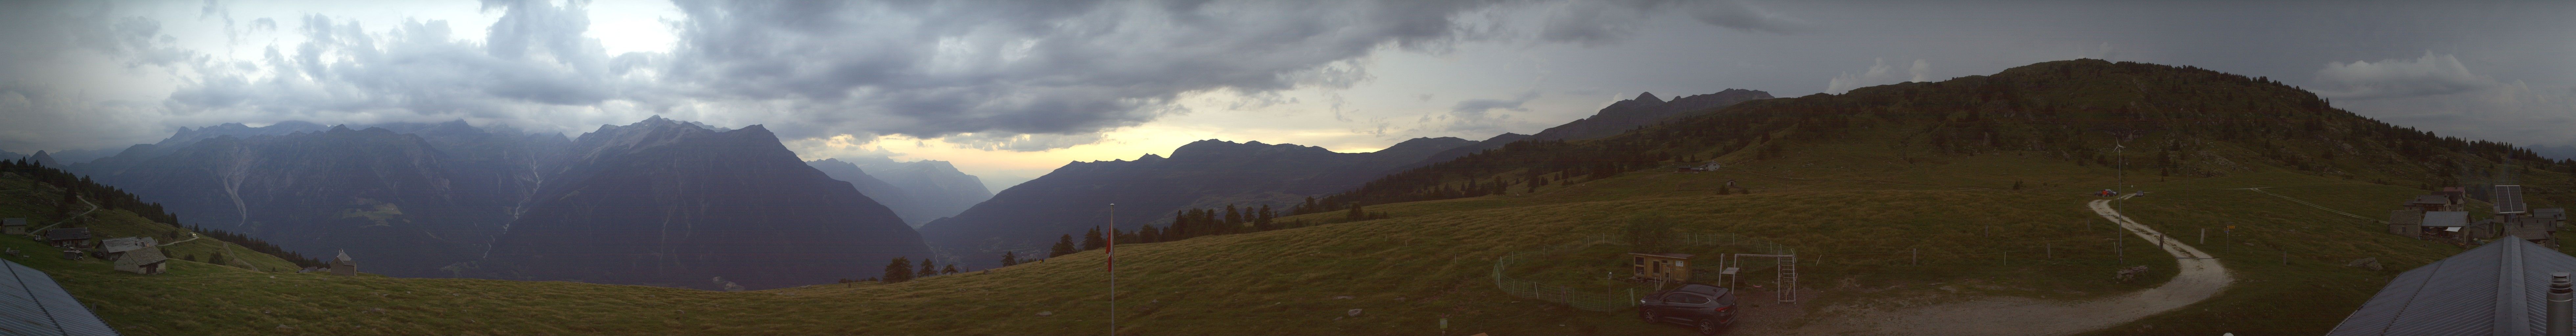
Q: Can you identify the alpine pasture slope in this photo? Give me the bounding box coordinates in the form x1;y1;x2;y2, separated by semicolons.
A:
17;59;2571;335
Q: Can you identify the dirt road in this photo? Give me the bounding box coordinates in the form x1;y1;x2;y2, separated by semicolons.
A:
1781;195;2234;336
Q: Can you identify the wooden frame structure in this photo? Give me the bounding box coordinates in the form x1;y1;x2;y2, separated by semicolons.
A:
1721;253;1799;303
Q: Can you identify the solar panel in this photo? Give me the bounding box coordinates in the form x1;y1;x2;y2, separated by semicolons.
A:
0;260;118;336
2494;185;2528;214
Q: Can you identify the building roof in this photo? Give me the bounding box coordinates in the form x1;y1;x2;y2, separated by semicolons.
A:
0;219;21;226
334;250;353;262
1628;252;1694;259
98;237;154;253
0;259;120;336
2389;210;2425;226
2534;208;2566;220
2328;237;2576;336
2409;195;2456;205
40;229;85;242
2422;211;2472;227
111;247;165;270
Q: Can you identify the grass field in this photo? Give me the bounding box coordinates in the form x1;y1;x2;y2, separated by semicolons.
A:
4;134;2543;335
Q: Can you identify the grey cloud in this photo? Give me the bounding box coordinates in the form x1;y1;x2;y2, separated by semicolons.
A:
664;0;1506;145
2313;52;2498;99
1441;90;1537;134
940;132;1110;152
1534;0;1802;45
165;0;629;128
1537;0;1654;45
1683;0;1802;34
1825;58;1927;94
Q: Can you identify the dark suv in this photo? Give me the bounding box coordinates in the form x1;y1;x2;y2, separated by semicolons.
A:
1637;283;1738;335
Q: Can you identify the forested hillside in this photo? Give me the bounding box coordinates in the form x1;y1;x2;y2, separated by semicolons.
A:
1304;59;2572;214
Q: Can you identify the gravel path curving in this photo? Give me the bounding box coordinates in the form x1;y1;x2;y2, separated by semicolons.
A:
1781;195;2235;336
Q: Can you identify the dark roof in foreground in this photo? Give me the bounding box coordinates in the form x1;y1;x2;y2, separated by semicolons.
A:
2422;211;2472;227
2327;237;2576;336
41;228;86;241
0;259;118;336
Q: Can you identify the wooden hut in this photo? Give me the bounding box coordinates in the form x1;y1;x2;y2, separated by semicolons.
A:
1;218;24;235
2405;195;2461;212
2420;211;2472;242
2534;208;2567;229
42;228;88;248
329;250;357;276
99;237;156;261
2387;210;2424;239
112;246;167;275
2500;217;2557;246
1629;252;1694;283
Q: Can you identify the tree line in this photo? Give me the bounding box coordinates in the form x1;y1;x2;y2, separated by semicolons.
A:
1;158;326;267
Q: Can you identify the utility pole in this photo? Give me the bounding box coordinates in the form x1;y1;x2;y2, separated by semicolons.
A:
2116;141;2127;214
1108;203;1117;336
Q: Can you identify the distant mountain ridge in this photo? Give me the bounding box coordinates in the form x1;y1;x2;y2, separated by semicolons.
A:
808;157;992;226
1528;89;1774;141
477;116;925;290
73;125;533;278
916;137;1476;269
67;117;930;289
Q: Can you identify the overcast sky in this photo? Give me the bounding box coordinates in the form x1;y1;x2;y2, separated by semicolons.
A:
4;0;2571;191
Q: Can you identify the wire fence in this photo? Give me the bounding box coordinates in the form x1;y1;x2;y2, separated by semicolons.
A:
1490;233;1794;312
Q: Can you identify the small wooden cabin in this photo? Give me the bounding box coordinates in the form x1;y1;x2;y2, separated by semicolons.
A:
1;218;24;235
2405;195;2461;212
99;237;156;260
1629;252;1694;283
329;250;357;276
43;228;89;248
2388;210;2425;239
2535;208;2567;229
2500;217;2557;246
2420;211;2472;242
112;246;167;275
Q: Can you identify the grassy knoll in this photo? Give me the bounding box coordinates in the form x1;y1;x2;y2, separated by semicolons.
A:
11;139;2538;335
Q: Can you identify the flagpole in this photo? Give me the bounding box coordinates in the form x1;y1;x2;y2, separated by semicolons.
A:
1108;203;1116;336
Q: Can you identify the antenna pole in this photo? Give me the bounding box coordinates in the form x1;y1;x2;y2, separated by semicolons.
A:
1108;203;1117;336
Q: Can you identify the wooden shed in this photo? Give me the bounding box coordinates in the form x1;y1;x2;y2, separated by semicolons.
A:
2405;195;2460;212
100;236;156;260
2387;210;2424;239
112;246;168;275
2500;217;2557;246
1629;252;1694;283
329;250;357;276
2420;211;2472;243
1;218;23;235
42;228;88;248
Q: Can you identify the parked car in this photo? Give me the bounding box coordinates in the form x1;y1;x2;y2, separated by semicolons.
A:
1638;283;1738;335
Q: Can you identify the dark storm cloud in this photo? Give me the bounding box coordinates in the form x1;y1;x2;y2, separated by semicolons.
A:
1439;90;1538;134
166;0;624;122
12;0;1796;152
1537;0;1797;45
2312;52;2499;100
659;0;1508;141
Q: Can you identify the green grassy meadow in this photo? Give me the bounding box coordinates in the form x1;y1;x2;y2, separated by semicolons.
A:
2;134;2535;335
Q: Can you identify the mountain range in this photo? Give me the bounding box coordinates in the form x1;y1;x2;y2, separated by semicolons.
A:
62;117;930;289
474;117;925;290
807;157;993;226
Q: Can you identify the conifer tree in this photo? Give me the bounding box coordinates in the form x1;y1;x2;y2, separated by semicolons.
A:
1082;226;1105;251
882;257;913;283
919;259;938;277
942;265;958;274
1000;251;1018;266
1050;234;1077;257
